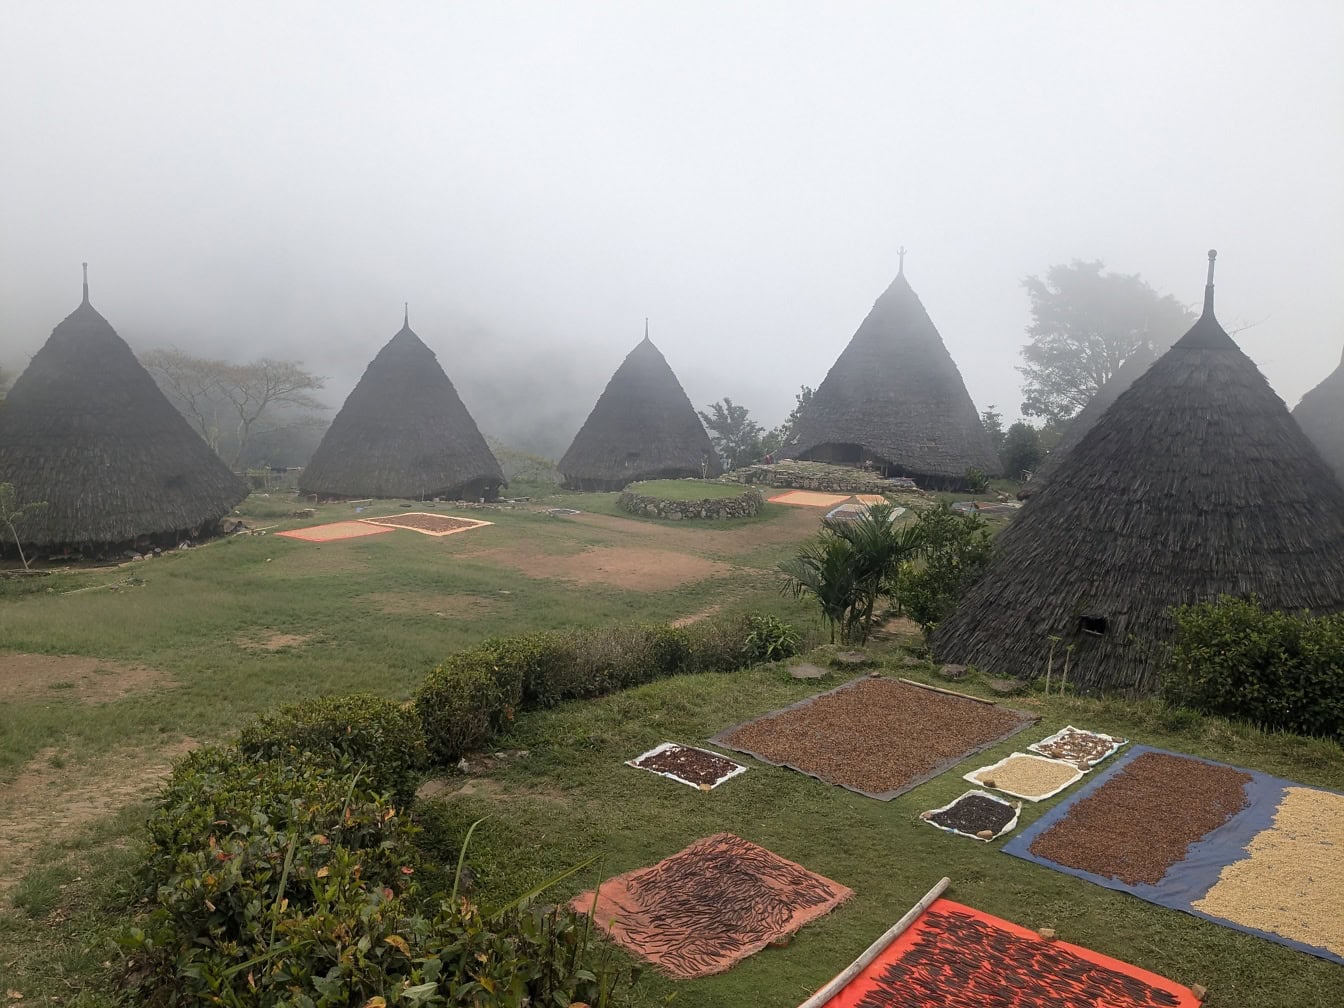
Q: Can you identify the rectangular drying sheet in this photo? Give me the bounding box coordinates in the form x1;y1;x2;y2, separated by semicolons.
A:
625;741;748;790
1027;725;1127;770
768;490;853;508
964;752;1084;801
919;789;1020;842
359;512;494;536
275;521;396;542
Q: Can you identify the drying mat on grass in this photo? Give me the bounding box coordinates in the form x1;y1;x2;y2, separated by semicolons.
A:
359;512;493;536
920;790;1019;842
800;892;1201;1008
275;521;396;542
768;490;853;508
964;752;1083;801
711;677;1037;801
1028;725;1127;770
626;742;748;790
571;832;852;979
1004;745;1344;965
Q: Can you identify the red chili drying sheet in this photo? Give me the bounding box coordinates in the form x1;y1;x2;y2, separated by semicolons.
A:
815;898;1200;1008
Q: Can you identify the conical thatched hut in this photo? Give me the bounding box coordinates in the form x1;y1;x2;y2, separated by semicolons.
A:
933;252;1344;694
782;260;999;489
1018;344;1161;499
559;334;720;491
1292;344;1344;483
298;312;504;501
0;268;247;552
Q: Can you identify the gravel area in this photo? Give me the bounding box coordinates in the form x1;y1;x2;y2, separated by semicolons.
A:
714;678;1035;799
630;744;745;788
1029;751;1251;886
924;792;1018;839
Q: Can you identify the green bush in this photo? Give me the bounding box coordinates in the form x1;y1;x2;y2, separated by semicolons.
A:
416;653;509;765
903;502;993;633
1166;596;1344;738
120;746;632;1006
237;693;429;805
743;614;801;663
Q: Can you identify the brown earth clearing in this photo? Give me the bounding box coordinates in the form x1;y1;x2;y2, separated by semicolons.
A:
0;654;171;705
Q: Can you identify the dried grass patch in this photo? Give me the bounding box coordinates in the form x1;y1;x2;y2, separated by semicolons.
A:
0;653;172;705
236;631;312;652
365;592;501;619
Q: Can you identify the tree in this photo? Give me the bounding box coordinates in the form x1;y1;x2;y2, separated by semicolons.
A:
143;349;327;469
902;502;993;633
698;397;764;470
1018;261;1195;424
980;405;1005;457
0;482;47;571
763;385;814;455
1000;421;1044;481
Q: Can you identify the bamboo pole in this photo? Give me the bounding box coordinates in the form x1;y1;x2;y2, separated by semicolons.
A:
796;877;951;1008
897;678;995;706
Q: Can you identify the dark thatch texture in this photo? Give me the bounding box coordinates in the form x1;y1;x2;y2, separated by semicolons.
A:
298;321;504;501
0;288;247;550
782;269;999;489
1018;344;1161;499
1291;344;1344;484
559;336;721;492
933;276;1344;695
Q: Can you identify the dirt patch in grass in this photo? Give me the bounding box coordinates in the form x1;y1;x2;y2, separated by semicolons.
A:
0;653;172;705
671;604;724;627
0;737;197;899
478;544;734;591
366;592;502;619
568;506;821;553
236;631;312;652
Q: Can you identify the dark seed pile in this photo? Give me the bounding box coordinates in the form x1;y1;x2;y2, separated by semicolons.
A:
853;908;1184;1007
1029;751;1250;886
927;793;1016;837
721;679;1032;796
634;745;742;786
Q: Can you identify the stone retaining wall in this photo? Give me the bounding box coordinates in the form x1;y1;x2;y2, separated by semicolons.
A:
618;488;764;521
725;460;920;495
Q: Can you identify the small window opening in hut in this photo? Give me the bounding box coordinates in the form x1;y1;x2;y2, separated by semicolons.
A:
1079;614;1108;636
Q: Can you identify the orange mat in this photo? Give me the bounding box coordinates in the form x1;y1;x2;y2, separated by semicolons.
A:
275;521;396;542
571;832;852;979
359;512;493;537
812;898;1200;1008
769;490;853;508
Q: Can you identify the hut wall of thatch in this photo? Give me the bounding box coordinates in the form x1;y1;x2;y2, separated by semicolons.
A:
783;269;1000;490
0;289;247;552
298;322;504;501
1291;344;1344;485
559;336;721;492
933;274;1344;694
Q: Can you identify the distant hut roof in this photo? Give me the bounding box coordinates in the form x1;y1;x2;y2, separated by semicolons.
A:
298;310;504;500
1018;343;1161;498
933;252;1344;694
1292;343;1344;484
0;268;247;549
559;333;721;492
782;258;999;487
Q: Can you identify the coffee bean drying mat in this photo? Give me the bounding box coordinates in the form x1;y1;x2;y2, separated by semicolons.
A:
570;832;852;979
710;676;1038;801
797;878;1202;1008
919;789;1020;842
625;741;748;791
1003;744;1344;966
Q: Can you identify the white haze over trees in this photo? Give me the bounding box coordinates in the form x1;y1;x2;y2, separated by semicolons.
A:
1;2;1340;461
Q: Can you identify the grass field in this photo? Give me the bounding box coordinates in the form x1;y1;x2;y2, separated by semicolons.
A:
1;489;1341;1007
623;478;755;500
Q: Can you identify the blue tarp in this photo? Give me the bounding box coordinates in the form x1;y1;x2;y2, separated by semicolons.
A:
1003;744;1344;966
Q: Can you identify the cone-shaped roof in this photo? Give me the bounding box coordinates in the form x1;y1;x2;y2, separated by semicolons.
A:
934;253;1344;693
1291;342;1344;484
1018;343;1162;498
298;318;504;500
782;266;999;488
0;273;247;549
559;335;721;491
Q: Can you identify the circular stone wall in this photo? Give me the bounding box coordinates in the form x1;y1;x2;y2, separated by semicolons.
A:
618;487;764;521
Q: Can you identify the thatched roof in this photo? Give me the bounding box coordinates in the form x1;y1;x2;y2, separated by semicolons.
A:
0;272;247;550
782;264;1000;489
298;314;504;500
1291;344;1344;484
1018;344;1161;499
559;335;721;492
933;254;1344;694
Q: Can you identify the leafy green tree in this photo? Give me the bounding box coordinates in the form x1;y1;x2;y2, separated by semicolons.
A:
980;405;1006;456
1018;261;1195;424
1000;421;1044;480
698;397;765;470
903;502;993;633
763;385;814;456
0;482;48;571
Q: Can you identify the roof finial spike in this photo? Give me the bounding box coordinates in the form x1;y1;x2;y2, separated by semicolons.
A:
1203;249;1217;316
897;246;907;276
645;317;649;341
404;301;409;328
81;262;89;305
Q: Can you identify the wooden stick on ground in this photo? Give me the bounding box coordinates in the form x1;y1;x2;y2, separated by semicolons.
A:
796;877;951;1008
897;678;996;706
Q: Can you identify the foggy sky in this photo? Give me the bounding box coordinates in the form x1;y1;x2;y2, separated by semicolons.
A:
3;1;1341;459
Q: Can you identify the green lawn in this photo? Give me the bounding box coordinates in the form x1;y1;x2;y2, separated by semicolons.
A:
1;491;1341;1008
624;478;755;501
